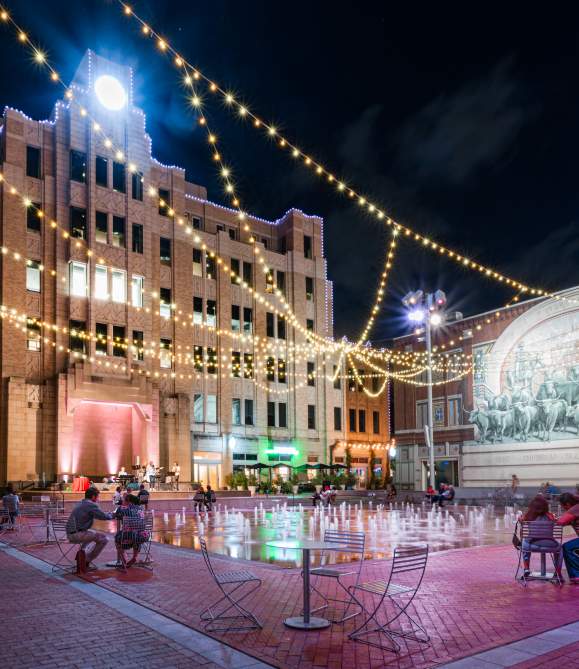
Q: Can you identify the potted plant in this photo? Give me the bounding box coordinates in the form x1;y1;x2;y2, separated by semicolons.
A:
248;474;258;496
335;472;346;490
291;472;300;495
225;473;235;491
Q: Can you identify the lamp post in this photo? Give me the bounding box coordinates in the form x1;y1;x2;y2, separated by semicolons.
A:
402;290;446;491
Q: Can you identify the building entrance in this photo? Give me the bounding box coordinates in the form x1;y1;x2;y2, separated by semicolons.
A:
423;459;459;489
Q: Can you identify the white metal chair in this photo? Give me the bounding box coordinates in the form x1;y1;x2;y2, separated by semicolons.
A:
114;511;151;572
199;537;262;633
514;520;563;586
16;505;48;546
309;529;365;622
348;543;430;653
0;507;17;536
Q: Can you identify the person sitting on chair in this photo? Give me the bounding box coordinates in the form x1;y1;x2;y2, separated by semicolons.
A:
556;492;579;584
516;495;562;580
2;484;20;528
193;486;206;512
66;488;113;570
113;494;148;568
112;486;123;508
312;490;321;507
205;485;216;511
137;483;150;510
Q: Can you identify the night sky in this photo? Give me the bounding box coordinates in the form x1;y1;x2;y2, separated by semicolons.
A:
1;1;579;343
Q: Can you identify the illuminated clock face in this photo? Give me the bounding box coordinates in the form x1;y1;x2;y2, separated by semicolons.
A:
94;75;127;111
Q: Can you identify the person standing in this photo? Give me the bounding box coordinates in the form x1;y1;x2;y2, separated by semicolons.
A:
66;488;113;570
193;486;205;512
556;493;579;584
511;474;520;494
173;462;181;491
2;484;20;528
204;485;216;511
137;484;150;510
146;461;156;490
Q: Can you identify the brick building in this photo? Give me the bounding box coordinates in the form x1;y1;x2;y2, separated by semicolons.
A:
0;51;346;487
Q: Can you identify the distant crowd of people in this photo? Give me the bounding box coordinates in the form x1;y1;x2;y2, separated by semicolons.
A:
425;483;455;507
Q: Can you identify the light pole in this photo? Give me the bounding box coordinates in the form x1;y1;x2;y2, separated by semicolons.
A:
402;289;446;491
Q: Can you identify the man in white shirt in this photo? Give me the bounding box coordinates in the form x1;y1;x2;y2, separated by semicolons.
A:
146;461;156;490
173;462;181;490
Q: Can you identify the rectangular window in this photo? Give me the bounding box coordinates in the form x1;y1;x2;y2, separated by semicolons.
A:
158;188;170;216
95;265;108;300
244;353;254;379
26;204;41;232
193;296;203;325
205;252;216;279
96;211;108;244
278;402;287;428
26;318;41;351
333;365;341;390
448;397;462;427
306;318;314;334
231;305;240;332
193;393;204;423
371;375;380;394
243;307;253;334
434;402;445;426
207;347;217;374
348;368;356;392
131;275;143;308
357;370;365;392
69;320;86;354
132;223;143;253
193;345;203;372
266;357;276;382
278;359;286;384
267;401;276;428
206;394;217;423
306;276;314;301
232;398;241;426
307;361;315;386
373;410;380;434
192;249;203;277
416;402;428;430
261;237;268;249
280;236;287;254
228;228;236;240
26;261;41;292
160;338;172;369
160;237;171;264
232;351;241;377
231;258;240;284
359;409;366;433
304;234;312;259
265;272;274;294
132;330;144;361
111;269;126;303
69;261;87;297
243;261;252;284
277;317;286;340
244;399;254;426
192;216;203;230
70;150;87;183
266;312;275;338
112;325;126;357
349;408;357;432
95;156;108;187
131;171;144;201
112;216;125;248
95;322;108;356
160;287;171;319
26;146;41;178
334;407;342;431
276;271;286;294
70;207;87;239
307;404;316;430
206;300;217;327
112;161;125;193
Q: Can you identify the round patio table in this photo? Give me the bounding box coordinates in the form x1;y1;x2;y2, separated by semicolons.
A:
266;539;348;630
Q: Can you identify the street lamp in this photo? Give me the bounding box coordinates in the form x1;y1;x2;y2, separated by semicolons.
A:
402;289;446;491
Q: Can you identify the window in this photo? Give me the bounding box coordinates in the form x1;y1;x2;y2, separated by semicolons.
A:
357;370;365;392
95;265;108;300
306;319;314;336
26;146;41;178
132;330;144;361
132;223;143;253
243;261;252;284
131;171;143;201
265;272;274;294
347;368;356;392
266;357;276;382
261;237;268;249
95;156;108;187
113;325;126;357
26;261;41;292
205;252;216;279
192;249;203;277
372;375;380;394
434;402;445;426
193;346;203;372
349;408;357;432
70;207;87;239
231;258;240;284
232;351;241;377
69;261;87;297
307;361;315;386
95;323;108;355
232;398;241;426
158;188;170;216
244;353;254;379
206;300;217;327
267;402;276;427
160;339;172;368
416;402;428;430
373;411;380;434
228;228;236;240
131;275;143;308
244;399;254;426
306;276;314;301
26;318;41;351
448;397;462;426
70;150;87;183
333;365;341;390
193;393;204;423
231;305;240;332
112;161;125;193
160;287;171;319
304;234;312;259
160;237;171;265
280;236;287;254
278;402;287;428
266;312;275;338
69;320;87;354
207;347;217;374
277;317;286;340
192;216;203;230
359;409;366;433
243;307;253;334
278;359;286;384
206;394;217;423
26;204;41;232
96;211;108;244
193;296;203;325
334;407;342;432
276;271;285;294
307;405;316;430
112;216;125;248
111;269;126;303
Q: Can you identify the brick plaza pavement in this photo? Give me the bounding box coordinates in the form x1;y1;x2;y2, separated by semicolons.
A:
3;524;578;669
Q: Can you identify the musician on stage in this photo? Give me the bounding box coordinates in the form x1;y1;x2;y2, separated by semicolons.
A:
146;461;156;490
173;462;181;491
118;466;128;478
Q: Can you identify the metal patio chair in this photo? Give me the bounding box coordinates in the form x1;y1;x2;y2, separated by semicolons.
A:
136;512;154;570
348;543;430;654
17;505;49;546
514;520;563;586
199;537;262;633
50;516;82;573
309;529;365;623
115;513;150;572
0;507;17;537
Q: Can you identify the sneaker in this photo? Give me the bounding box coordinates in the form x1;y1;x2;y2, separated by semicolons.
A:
85;564;98;572
523;569;531;578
